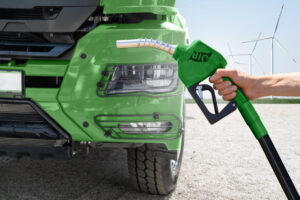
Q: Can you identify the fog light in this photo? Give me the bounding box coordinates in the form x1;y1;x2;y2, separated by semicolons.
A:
119;122;172;134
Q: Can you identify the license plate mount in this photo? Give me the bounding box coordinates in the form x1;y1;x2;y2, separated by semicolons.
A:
0;70;24;98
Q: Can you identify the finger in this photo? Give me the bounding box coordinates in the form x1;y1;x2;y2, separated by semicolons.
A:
210;69;237;82
214;81;231;90
209;75;223;83
218;85;237;96
223;92;237;101
211;79;223;88
212;79;223;89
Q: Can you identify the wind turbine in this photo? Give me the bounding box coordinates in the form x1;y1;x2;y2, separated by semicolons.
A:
227;43;248;69
229;33;265;75
243;4;296;75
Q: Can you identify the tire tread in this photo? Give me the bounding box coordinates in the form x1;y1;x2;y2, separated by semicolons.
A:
128;144;173;195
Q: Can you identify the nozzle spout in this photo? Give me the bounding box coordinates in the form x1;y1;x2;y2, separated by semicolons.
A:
116;38;176;55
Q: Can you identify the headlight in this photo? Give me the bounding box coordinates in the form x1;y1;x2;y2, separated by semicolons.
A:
119;122;172;134
105;64;178;94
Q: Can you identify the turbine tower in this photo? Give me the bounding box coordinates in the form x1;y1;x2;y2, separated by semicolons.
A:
243;4;296;75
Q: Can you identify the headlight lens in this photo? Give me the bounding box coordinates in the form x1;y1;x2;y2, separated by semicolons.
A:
105;64;178;94
119;122;172;134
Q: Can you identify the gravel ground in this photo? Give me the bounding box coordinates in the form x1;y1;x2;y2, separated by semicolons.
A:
0;104;299;200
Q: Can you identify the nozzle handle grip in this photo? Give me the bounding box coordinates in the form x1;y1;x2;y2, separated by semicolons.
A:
223;77;268;139
188;83;237;124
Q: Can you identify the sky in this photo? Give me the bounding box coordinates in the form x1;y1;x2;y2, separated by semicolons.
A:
176;0;300;76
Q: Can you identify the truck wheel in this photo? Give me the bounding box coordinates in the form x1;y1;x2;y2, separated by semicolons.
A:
127;136;184;195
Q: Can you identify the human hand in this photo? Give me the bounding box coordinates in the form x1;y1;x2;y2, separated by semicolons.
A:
209;69;258;101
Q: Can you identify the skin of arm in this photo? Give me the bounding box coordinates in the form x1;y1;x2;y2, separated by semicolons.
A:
209;69;300;101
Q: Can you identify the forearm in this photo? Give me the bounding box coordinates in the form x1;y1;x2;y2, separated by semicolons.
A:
254;73;300;97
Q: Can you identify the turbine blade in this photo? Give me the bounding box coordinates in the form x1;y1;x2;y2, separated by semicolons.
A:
235;61;248;66
229;54;251;57
251;32;262;54
273;4;284;37
242;37;272;43
253;55;266;75
274;38;297;63
227;43;235;61
231;61;248;68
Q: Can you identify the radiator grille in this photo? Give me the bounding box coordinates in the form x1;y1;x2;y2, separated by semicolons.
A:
25;76;63;88
0;7;62;20
0;32;34;42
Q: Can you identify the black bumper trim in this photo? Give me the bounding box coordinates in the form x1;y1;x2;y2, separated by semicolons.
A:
0;99;70;140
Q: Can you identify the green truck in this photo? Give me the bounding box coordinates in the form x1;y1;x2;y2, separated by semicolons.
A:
0;0;188;195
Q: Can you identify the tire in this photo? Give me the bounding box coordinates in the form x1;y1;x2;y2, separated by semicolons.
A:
127;102;186;195
127;139;184;195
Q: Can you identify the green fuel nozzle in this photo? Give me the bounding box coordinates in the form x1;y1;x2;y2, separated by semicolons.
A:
116;38;299;200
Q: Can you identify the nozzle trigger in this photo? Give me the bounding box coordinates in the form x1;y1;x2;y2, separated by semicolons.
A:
188;83;237;124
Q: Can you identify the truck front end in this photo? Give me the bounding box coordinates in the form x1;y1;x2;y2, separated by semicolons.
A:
0;0;187;194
